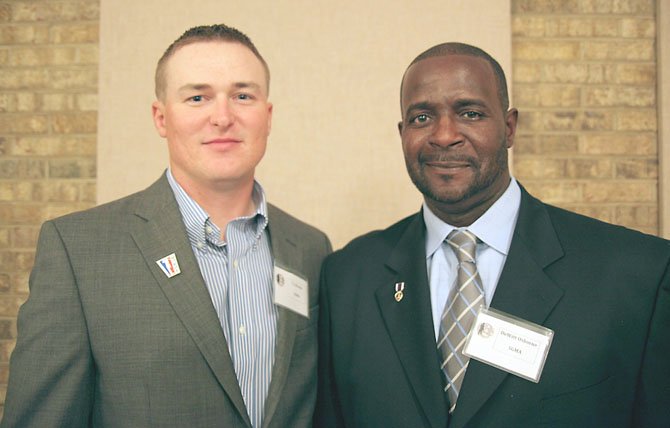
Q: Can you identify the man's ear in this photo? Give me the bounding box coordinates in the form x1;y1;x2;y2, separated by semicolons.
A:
152;101;167;138
504;108;518;149
266;102;273;135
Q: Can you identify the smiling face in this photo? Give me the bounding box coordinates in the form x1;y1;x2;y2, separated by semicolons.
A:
152;41;272;194
398;54;517;226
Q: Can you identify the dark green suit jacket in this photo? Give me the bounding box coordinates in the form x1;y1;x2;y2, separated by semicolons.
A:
3;174;332;427
316;187;670;428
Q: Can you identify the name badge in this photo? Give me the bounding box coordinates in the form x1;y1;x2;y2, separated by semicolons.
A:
273;265;309;318
463;307;554;383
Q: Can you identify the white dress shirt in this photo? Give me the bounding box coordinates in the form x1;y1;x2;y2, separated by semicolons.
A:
424;178;522;339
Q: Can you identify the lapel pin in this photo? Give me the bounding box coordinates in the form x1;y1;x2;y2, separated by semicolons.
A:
394;282;405;302
156;253;181;278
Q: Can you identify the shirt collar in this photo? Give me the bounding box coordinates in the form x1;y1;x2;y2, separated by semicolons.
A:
166;169;269;246
423;178;521;258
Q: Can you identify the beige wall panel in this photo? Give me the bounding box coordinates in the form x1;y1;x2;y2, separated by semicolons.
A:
99;0;511;248
660;0;670;238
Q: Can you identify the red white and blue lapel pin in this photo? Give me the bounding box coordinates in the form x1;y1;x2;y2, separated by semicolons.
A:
156;253;181;278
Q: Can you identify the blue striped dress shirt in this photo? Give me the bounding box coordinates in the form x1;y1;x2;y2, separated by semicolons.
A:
167;170;277;428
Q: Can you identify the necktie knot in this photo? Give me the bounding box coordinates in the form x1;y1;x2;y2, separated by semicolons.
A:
446;229;478;264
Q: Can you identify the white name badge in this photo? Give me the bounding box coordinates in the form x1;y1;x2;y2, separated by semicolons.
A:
463;307;554;383
273;265;309;318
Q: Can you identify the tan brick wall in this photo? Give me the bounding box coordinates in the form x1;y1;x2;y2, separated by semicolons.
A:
512;0;659;235
0;0;99;415
0;0;662;417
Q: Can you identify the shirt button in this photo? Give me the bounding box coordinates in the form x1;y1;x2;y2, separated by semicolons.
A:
205;226;213;234
239;325;246;335
196;242;204;249
233;260;238;268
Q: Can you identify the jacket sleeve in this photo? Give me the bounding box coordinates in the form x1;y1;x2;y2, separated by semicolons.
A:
1;220;94;427
313;257;346;428
632;249;670;428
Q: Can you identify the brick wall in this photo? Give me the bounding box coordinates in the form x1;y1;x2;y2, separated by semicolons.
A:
512;0;659;235
0;0;99;415
0;0;661;418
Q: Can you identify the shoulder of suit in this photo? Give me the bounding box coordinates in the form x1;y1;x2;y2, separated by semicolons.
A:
534;200;670;267
519;186;667;246
545;202;665;242
46;176;169;228
267;203;329;240
333;212;420;256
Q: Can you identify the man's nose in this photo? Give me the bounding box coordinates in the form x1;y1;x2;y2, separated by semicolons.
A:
430;115;463;148
210;97;234;127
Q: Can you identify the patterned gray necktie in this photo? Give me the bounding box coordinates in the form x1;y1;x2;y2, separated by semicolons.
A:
437;229;484;413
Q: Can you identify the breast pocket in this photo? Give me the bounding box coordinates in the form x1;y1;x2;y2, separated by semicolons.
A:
539;374;619;426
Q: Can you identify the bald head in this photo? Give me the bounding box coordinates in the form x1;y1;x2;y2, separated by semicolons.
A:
401;42;509;111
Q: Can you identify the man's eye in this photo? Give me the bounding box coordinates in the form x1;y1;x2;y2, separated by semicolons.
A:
236;93;254;101
411;114;429;124
189;95;203;102
463;111;482;119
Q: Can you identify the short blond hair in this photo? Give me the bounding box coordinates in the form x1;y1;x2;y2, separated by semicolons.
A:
154;23;270;100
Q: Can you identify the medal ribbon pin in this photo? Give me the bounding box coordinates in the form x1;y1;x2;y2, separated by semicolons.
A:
394;282;405;302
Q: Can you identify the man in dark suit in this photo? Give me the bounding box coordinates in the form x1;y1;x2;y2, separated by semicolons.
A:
2;24;331;427
315;42;669;428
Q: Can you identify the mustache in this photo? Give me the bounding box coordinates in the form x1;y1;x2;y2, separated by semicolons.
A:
418;152;479;166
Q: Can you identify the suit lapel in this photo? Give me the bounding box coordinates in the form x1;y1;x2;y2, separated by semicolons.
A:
261;205;303;427
449;189;565;428
129;176;251;427
375;213;449;428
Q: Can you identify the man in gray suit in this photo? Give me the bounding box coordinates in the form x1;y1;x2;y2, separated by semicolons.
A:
2;24;331;427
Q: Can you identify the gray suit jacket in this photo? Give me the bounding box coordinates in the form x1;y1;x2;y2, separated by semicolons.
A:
2;175;332;428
